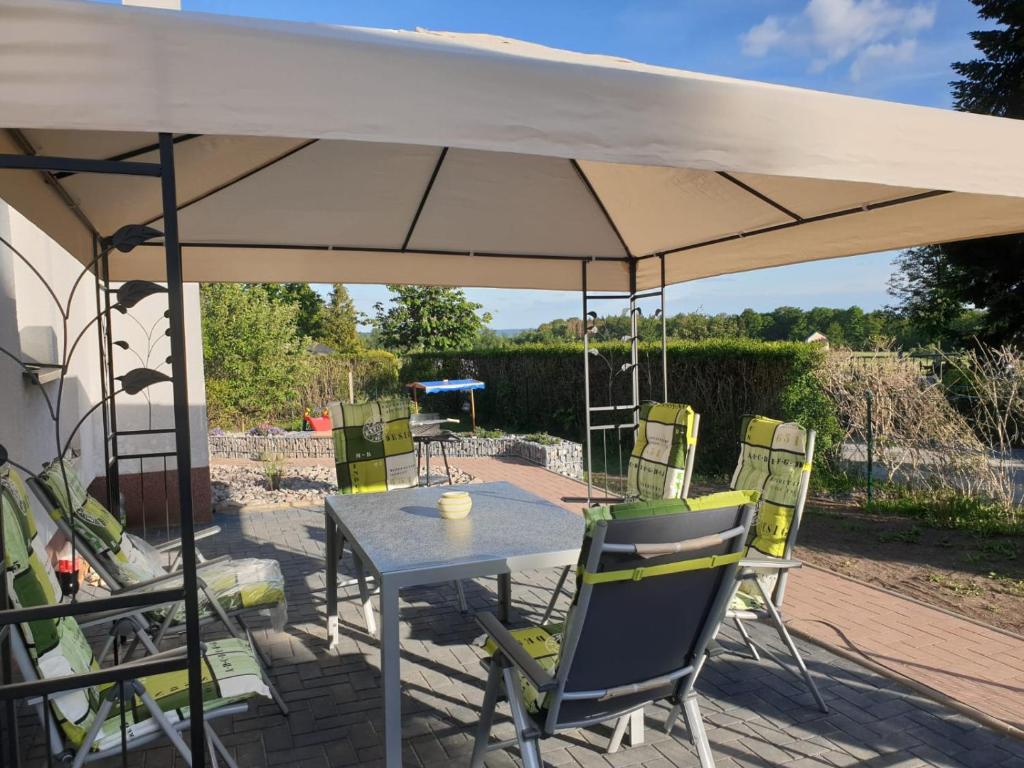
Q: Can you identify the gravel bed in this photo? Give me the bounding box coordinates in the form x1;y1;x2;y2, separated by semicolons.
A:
210;461;473;508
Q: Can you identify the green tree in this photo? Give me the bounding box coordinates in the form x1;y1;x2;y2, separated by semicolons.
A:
201;283;307;427
318;283;362;352
890;0;1024;345
372;285;492;352
258;283;325;339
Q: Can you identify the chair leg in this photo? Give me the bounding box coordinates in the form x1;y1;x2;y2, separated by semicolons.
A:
681;694;716;768
733;616;761;661
208;724;241;768
540;565;571;625
354;554;377;637
628;708;645;747
609;707;645;753
470;661;502;768
751;580;828;713
608;714;629;754
503;665;543;768
767;611;828;713
454;579;469;613
206;727;220;768
238;617;290;717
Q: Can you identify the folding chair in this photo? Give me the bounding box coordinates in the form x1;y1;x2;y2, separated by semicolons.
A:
2;464;269;768
28;459;290;715
543;401;700;624
472;494;756;768
724;415;828;713
327;398;467;639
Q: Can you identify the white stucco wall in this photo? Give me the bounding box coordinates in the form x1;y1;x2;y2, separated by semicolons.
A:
0;199;208;522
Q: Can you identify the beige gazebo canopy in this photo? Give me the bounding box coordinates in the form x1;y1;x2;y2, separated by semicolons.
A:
2;0;1024;292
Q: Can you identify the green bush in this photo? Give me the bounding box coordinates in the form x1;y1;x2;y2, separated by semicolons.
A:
291;351;401;418
207;349;401;430
402;340;838;476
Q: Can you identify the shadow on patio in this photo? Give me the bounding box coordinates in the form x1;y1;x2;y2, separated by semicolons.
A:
18;497;1017;768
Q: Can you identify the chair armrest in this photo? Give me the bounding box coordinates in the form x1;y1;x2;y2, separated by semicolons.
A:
153;525;222;552
195;555;231;571
475;612;557;694
110;566;216;595
738;557;802;571
79;604;175;628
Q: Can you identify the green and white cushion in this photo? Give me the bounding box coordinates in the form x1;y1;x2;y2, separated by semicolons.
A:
329;398;417;494
2;466;269;750
482;623;563;714
729;415;812;608
626;403;697;501
36;460;287;628
585;490;761;529
91;637;267;751
169;558;287;630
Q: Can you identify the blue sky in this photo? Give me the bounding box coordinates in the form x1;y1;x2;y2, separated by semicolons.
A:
113;0;986;328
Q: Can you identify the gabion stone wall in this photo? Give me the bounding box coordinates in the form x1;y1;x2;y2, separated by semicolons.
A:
208;432;582;479
208;433;334;460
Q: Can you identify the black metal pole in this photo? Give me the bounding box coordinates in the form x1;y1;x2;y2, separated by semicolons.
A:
101;252;121;517
866;390;874;510
158;132;205;765
92;235;113;512
0;494;19;768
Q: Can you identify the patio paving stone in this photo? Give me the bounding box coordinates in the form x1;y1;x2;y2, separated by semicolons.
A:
14;460;1023;767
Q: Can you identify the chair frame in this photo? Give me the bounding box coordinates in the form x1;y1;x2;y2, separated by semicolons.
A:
26;477;290;716
8;628;247;768
726;428;828;713
473;502;755;768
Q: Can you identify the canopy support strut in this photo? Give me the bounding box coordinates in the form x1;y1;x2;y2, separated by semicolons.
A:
579;256;666;506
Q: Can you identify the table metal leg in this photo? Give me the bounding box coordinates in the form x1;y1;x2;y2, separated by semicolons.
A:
497;573;512;624
441;441;452;484
326;509;339;651
379;577;402;768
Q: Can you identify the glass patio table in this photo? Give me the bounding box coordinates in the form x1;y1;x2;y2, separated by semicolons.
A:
324;481;584;768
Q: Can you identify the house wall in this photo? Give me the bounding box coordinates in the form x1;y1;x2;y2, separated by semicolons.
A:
0;199;211;535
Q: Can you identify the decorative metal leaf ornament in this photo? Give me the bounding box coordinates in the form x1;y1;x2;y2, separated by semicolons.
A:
116;367;171;395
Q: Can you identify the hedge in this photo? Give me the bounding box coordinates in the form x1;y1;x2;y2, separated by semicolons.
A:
402;340;838;476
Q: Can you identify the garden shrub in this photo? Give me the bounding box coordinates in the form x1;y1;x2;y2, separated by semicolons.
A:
295;351;401;416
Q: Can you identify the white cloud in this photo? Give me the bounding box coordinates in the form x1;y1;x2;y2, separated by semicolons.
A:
742;16;786;57
740;0;936;79
849;38;917;81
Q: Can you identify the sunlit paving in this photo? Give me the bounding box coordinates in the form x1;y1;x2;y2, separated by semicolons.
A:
2;1;1024;767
